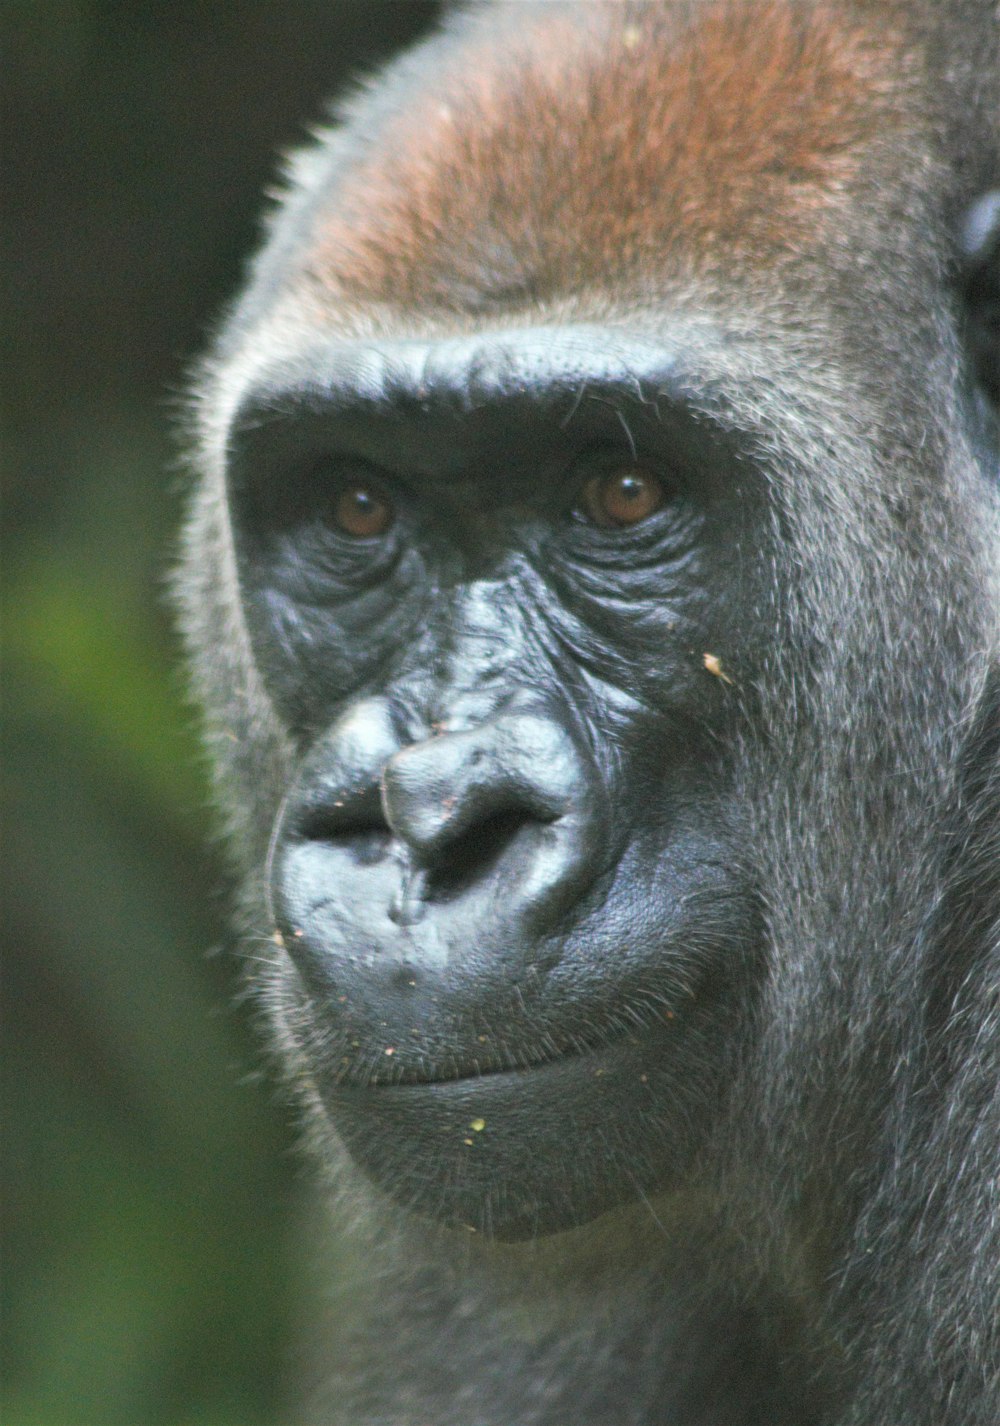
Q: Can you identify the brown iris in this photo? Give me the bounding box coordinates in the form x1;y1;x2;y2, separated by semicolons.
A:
331;482;394;538
581;467;665;528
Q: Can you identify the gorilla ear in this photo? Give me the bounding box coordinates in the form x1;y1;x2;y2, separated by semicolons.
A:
960;190;1000;411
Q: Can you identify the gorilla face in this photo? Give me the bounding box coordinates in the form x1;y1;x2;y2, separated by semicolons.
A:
226;328;769;1236
181;0;999;1285
179;2;1000;1420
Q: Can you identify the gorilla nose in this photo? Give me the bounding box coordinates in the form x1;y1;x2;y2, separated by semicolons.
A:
380;714;579;871
271;702;606;1006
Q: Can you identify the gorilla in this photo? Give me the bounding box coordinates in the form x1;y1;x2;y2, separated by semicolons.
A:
178;2;1000;1422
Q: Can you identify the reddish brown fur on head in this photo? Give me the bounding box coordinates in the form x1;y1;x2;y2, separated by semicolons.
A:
302;0;908;313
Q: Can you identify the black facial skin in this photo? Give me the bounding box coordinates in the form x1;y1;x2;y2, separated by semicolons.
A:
229;330;767;1235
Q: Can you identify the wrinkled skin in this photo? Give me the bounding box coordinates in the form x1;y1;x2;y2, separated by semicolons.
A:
179;3;1000;1423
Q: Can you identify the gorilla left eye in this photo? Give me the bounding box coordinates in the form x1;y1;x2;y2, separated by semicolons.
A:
580;467;666;528
330;481;394;539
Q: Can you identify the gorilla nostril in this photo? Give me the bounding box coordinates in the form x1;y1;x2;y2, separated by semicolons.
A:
336;827;393;868
298;788;393;866
379;716;575;873
421;807;535;902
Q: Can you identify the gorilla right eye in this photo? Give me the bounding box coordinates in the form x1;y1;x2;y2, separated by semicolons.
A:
580;467;666;528
329;481;394;540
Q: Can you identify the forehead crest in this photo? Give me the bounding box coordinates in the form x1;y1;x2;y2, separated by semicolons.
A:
301;1;901;313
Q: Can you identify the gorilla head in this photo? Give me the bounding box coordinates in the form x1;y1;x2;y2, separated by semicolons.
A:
179;3;1000;1422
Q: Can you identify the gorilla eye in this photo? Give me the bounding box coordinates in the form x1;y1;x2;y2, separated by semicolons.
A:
330;481;394;539
580;468;666;528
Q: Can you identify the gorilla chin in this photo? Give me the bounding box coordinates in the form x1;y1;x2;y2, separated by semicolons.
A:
324;1033;687;1240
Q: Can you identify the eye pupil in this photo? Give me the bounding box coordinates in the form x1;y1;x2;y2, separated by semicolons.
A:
616;475;644;505
582;467;664;527
332;483;393;538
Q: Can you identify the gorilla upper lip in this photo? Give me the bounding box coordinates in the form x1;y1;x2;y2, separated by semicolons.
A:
346;1060;554;1090
333;1044;583;1090
327;1015;658;1090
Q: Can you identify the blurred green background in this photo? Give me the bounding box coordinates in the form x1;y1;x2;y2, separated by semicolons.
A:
3;5;438;1423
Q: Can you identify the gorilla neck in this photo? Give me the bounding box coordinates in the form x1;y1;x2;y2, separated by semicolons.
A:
308;1189;837;1426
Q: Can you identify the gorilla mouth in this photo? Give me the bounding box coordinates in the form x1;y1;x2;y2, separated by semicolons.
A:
320;997;677;1093
325;1026;613;1090
323;1025;673;1112
349;1038;605;1089
322;1021;685;1240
